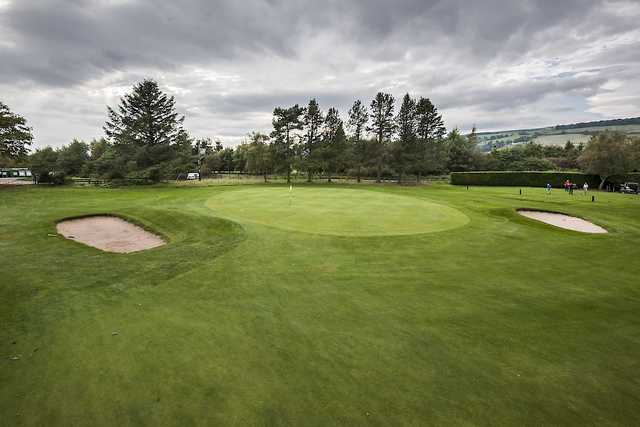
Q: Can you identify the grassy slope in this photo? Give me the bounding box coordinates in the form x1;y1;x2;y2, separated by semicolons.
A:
1;184;639;426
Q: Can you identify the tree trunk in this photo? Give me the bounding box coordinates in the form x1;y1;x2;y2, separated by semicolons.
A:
307;170;312;183
599;176;607;191
376;161;382;183
356;165;361;183
287;166;291;184
263;172;268;183
417;171;421;184
398;170;403;184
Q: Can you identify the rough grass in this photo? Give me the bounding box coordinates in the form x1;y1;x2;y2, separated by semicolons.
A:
1;184;640;426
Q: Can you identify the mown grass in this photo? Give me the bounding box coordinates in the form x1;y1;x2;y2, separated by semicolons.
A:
1;183;639;426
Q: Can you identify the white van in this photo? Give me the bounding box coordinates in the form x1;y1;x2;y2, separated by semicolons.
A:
187;172;200;180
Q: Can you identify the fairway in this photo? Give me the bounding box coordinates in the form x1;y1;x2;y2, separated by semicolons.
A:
2;184;640;426
207;187;469;236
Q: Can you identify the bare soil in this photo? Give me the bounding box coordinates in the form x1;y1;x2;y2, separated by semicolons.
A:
56;216;166;253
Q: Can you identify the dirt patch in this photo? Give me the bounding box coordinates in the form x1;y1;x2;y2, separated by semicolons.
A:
518;210;607;234
56;216;166;253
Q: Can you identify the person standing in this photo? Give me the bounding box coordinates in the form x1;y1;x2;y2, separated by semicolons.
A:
546;183;552;194
583;182;589;194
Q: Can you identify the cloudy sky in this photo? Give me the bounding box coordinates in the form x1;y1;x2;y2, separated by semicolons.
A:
1;0;639;148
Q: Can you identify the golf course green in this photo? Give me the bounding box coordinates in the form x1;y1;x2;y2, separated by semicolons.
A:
2;183;640;425
207;187;469;236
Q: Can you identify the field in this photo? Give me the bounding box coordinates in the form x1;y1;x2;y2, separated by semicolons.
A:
532;133;592;146
478;122;640;150
2;183;640;425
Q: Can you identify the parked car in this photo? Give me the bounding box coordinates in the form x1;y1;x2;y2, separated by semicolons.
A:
620;182;639;194
186;172;200;180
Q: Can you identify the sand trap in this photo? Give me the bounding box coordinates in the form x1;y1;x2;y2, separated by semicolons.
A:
518;210;607;234
56;216;165;253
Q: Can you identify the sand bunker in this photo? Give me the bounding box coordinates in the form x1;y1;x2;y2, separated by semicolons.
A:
518;210;607;234
56;216;165;253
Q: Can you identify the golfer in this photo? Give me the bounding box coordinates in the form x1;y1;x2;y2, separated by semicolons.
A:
583;182;589;194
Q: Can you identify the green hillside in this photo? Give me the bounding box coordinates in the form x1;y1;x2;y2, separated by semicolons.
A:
477;117;640;151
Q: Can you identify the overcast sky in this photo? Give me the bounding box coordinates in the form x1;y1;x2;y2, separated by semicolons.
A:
1;0;639;148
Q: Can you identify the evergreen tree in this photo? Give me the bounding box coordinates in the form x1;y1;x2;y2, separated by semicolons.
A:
321;107;347;182
367;92;396;182
415;97;446;182
271;105;305;184
446;129;477;172
467;126;478;145
0;101;33;160
104;79;185;147
347;99;368;183
394;93;417;183
302;99;323;182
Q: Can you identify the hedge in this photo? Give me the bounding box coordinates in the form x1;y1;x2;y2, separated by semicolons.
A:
450;171;601;188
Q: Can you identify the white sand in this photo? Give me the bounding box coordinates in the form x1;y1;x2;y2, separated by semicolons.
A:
518;210;607;234
56;216;165;253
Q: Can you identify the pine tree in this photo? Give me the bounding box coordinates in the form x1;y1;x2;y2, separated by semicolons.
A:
415;97;446;182
302;99;323;182
347;99;368;183
321;107;347;182
467;126;478;145
394;93;417;183
0;101;33;159
367;92;396;182
104;79;185;147
271;105;305;184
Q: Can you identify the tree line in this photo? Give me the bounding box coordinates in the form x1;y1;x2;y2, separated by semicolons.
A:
1;79;639;185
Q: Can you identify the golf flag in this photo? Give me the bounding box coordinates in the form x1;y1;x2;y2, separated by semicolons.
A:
289;184;293;206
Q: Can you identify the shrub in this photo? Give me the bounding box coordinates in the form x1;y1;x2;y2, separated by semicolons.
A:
450;171;601;188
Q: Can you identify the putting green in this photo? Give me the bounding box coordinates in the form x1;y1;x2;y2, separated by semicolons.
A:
207;187;469;236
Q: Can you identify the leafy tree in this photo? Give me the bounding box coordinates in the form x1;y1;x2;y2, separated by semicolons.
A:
629;137;640;172
233;143;249;173
29;147;58;182
56;139;89;176
203;150;223;173
579;131;631;189
0;101;33;159
415;97;446;182
271;105;304;183
447;129;477;172
368;92;396;182
246;132;272;182
302;99;323;182
220;147;235;173
214;139;224;152
192;138;214;180
394;93;417;183
347;99;369;182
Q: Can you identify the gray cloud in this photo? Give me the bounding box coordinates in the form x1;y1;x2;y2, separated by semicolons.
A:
0;0;639;147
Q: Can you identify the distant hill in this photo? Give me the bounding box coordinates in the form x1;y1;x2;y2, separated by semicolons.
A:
555;117;640;131
476;117;640;151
